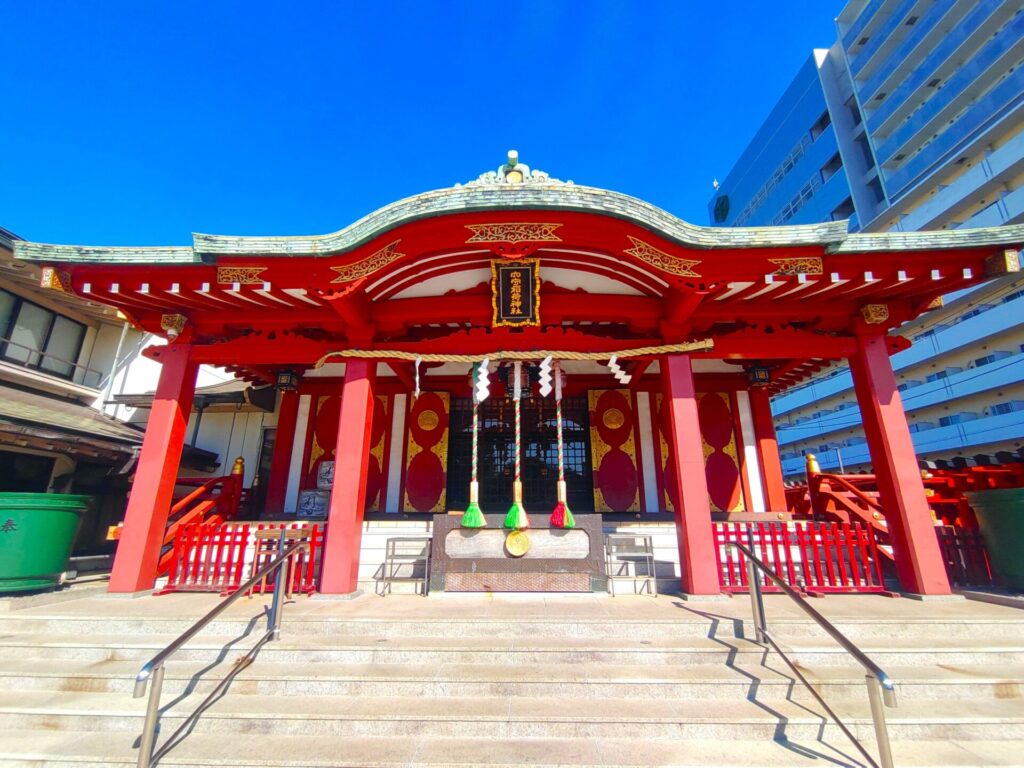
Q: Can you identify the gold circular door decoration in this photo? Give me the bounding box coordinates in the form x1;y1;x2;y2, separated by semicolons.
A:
417;409;440;430
504;530;530;557
602;407;625;430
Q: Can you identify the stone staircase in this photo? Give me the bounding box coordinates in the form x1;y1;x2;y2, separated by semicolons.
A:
0;593;1022;766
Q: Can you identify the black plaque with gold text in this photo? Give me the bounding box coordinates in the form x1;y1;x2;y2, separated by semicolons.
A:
491;259;540;327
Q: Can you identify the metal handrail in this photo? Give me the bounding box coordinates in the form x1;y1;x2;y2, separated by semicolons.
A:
133;533;307;768
730;541;896;768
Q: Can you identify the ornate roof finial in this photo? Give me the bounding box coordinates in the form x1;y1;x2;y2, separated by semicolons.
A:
457;150;572;188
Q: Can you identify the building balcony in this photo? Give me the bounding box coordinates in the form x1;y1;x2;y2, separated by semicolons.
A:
894;129;1024;231
877;15;1024;171
848;0;917;80
867;0;1009;136
857;0;958;104
841;0;887;53
781;408;1024;476
773;297;1024;418
777;355;1024;447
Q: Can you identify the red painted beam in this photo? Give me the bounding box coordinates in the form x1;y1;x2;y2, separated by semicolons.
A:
264;389;299;515
849;334;951;595
748;387;788;513
661;354;721;595
319;360;378;594
108;344;198;593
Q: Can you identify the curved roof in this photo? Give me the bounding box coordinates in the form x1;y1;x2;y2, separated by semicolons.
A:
16;177;1024;265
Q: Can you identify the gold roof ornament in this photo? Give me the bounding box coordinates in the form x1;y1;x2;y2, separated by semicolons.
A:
459;150;572;187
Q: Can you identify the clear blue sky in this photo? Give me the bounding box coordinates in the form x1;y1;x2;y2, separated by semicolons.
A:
1;1;845;246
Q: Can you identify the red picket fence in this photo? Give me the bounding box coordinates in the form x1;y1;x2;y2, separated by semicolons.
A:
936;525;994;587
160;522;323;595
715;521;887;594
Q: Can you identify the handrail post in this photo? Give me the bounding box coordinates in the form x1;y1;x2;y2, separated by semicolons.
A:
746;554;768;644
865;674;895;768
744;527;768;644
136;663;165;768
268;529;287;640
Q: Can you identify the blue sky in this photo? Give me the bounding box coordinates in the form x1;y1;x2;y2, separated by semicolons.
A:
1;1;844;246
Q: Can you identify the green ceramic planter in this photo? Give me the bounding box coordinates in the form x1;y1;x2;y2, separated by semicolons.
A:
0;493;92;593
965;488;1024;591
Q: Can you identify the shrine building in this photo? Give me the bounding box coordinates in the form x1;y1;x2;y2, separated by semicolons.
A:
16;153;1023;598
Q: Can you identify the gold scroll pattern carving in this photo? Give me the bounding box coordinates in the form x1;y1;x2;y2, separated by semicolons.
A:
624;236;701;277
330;240;405;283
861;303;889;324
465;223;562;244
768;256;824;275
216;266;267;284
159;314;187;336
40;267;72;292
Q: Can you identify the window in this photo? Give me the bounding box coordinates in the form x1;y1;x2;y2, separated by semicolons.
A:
904;15;918;26
831;197;855;221
1001;289;1023;303
810;111;832;140
820;152;843;183
992;401;1024;415
867;177;885;204
973;352;1011;368
939;413;979;427
926;370;947;383
0;289;87;382
845;96;862;127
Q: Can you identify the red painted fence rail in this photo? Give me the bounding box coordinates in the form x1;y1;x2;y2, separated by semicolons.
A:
714;521;887;594
160;522;323;595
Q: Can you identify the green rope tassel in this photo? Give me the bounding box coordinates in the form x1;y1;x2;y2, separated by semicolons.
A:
504;500;530;530
461;502;486;528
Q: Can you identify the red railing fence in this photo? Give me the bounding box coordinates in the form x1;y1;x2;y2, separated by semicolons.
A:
715;521;887;594
160;522;323;595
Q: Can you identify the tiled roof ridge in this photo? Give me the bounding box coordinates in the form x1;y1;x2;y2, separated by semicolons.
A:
12;182;1024;264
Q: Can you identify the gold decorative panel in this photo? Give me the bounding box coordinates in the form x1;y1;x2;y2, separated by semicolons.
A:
768;256;824;275
465;223;562;244
216;266;267;284
330;240;405;283
624;236;701;277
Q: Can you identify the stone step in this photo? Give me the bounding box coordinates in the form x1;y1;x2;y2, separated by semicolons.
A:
1;658;1021;703
5;732;1024;768
4;609;1024;641
12;731;1019;768
3;630;1024;669
0;690;1020;741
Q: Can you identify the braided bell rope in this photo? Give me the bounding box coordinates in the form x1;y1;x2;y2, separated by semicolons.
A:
314;339;713;367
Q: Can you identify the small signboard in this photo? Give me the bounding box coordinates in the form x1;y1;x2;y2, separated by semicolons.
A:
491;259;540;327
297;490;329;518
317;460;334;490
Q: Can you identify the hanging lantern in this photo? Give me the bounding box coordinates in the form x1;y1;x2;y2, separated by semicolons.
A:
275;370;299;391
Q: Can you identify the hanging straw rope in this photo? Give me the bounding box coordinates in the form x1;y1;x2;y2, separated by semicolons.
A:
314;339;712;368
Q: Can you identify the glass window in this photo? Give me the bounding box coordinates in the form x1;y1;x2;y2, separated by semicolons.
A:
0;290;16;337
0;293;88;381
7;301;51;366
40;315;85;377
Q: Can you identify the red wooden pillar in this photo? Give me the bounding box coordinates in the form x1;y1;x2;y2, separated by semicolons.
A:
108;344;198;593
661;354;721;595
263;389;300;515
319;360;377;594
849;334;951;595
748;386;788;512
